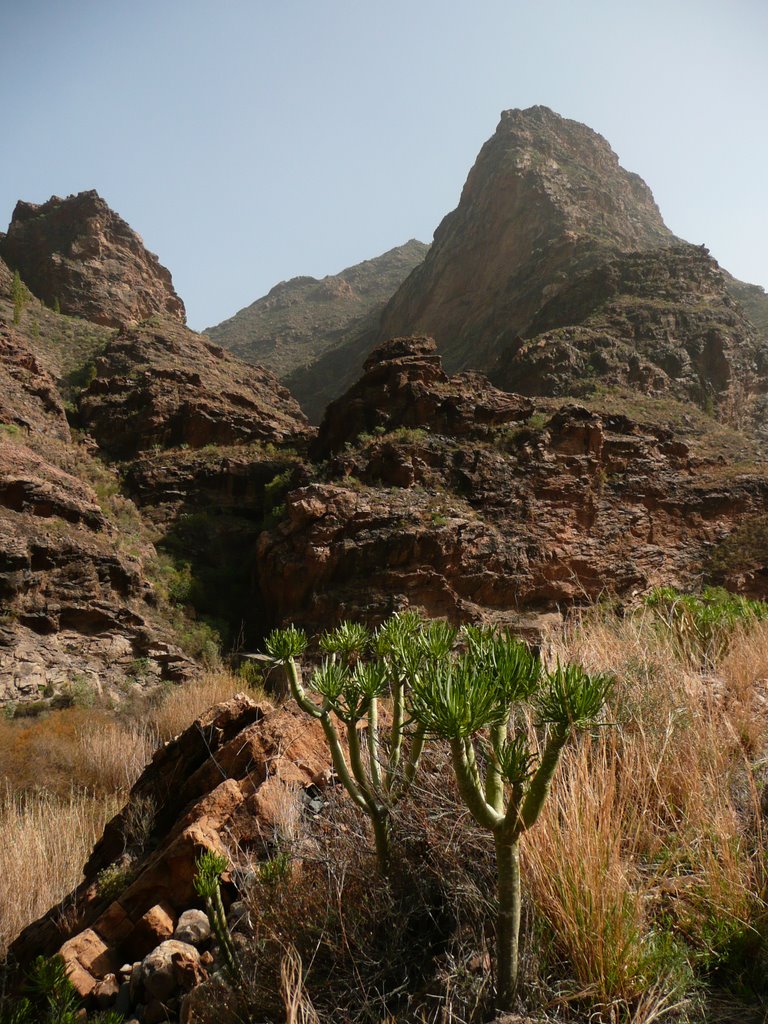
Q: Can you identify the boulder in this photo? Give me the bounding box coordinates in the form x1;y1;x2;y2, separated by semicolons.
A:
141;940;201;1001
174;910;211;946
10;696;330;975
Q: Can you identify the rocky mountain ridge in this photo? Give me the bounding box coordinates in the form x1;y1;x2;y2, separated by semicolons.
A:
0;190;185;328
0;201;307;708
279;106;768;421
259;336;768;635
2;109;768;711
205;239;428;382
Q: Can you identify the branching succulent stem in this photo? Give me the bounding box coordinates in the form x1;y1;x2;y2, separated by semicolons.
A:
494;832;521;1010
396;720;426;798
520;725;568;830
319;714;368;812
367;695;382;791
386;677;405;787
485;719;508;814
270;619;430;878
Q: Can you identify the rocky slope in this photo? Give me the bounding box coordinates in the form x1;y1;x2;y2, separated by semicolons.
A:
489;244;766;403
205;240;427;382
78;318;309;459
258;337;768;634
10;694;329;970
0;315;193;708
0;191;185;328
0;189;311;709
379;106;673;372
284;107;768;419
75;316;311;653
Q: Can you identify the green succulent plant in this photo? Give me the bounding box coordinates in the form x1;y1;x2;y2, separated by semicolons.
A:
264;611;436;876
410;627;613;1011
193;850;239;981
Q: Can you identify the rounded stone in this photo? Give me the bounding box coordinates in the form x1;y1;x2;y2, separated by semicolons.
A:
173;909;211;946
141;939;200;1002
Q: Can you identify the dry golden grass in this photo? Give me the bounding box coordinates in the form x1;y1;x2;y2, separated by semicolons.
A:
149;669;252;742
0;670;255;957
522;608;768;1015
0;788;121;956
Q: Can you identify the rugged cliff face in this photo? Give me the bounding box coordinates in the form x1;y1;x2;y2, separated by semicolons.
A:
283;107;768;418
378;106;673;372
0;317;193;708
78;319;309;459
2;107;768;709
206;240;427;382
258;337;768;634
489;244;766;403
0;191;186;328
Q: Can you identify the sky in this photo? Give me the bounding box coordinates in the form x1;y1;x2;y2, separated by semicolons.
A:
1;0;766;331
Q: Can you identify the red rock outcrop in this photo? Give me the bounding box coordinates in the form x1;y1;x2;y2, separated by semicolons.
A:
312;335;532;459
0;321;70;440
257;342;768;633
0;190;185;328
78;318;310;458
0;432;193;705
0;318;193;707
10;695;331;985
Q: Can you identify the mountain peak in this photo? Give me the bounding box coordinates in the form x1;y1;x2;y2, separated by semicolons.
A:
0;190;185;329
206;240;428;378
376;107;676;373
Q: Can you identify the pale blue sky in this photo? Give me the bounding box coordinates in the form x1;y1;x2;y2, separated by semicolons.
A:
2;0;766;330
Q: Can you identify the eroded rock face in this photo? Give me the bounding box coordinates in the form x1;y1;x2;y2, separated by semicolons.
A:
312;335;532;459
490;245;765;403
78;318;310;458
0;191;185;328
0;322;70;440
377;106;673;374
0;317;193;707
0;435;192;705
258;343;768;633
0;255;12;297
10;696;331;978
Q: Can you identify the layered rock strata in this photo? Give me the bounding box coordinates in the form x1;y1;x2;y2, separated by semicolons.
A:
78;318;309;458
258;337;768;633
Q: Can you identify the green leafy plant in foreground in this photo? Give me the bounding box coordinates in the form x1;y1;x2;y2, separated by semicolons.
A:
193;850;239;981
0;954;124;1024
265;613;436;877
409;627;614;1012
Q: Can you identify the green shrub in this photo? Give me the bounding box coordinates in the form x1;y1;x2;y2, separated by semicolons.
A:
95;862;134;902
0;954;87;1024
262;468;295;530
643;586;768;665
709;514;768;575
11;272;28;326
265;613;430;878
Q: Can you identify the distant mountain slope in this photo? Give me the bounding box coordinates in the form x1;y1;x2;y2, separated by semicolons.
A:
285;106;768;420
204;239;428;379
